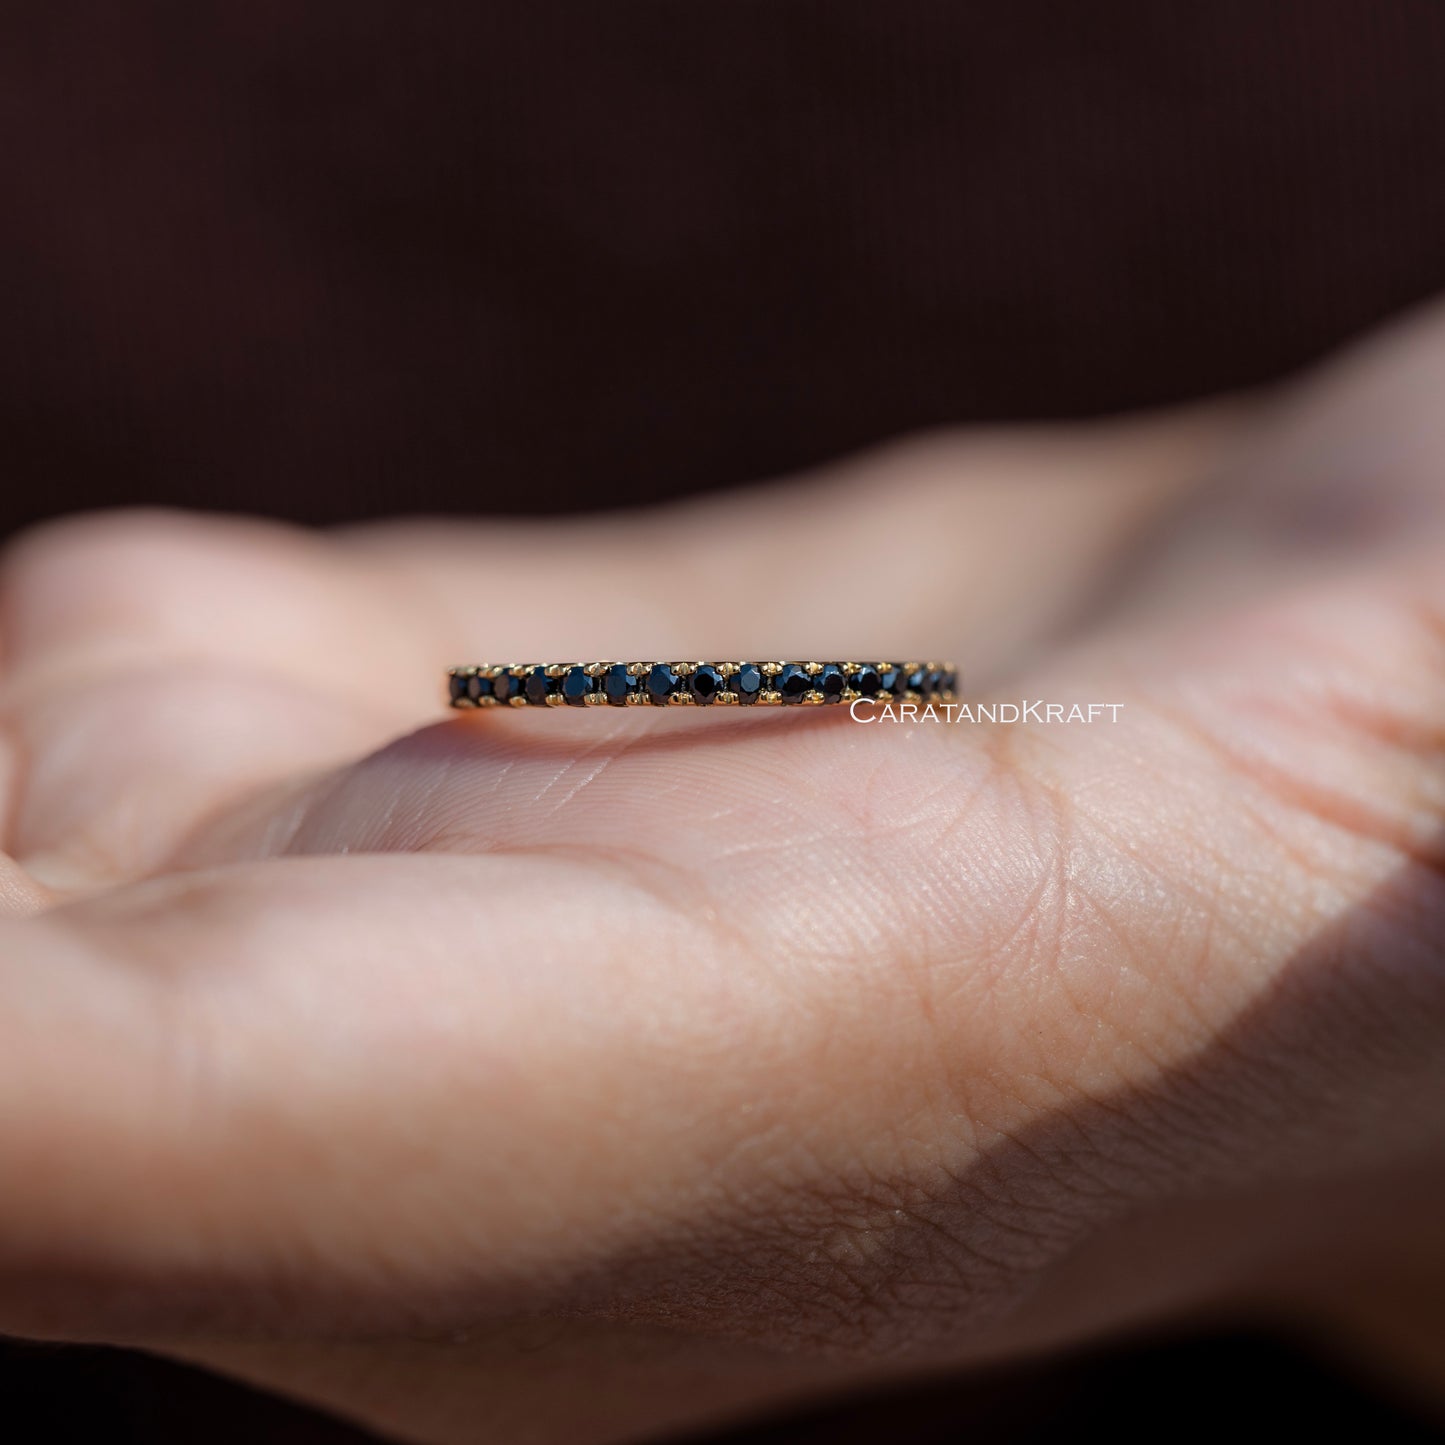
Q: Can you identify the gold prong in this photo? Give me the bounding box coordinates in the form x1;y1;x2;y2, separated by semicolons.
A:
803;690;825;705
669;691;694;705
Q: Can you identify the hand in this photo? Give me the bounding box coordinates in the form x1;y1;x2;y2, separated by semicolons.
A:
2;301;1444;1444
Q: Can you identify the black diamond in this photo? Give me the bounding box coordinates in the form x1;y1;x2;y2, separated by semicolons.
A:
524;667;555;705
561;666;594;706
906;667;932;697
448;673;470;704
645;662;679;705
848;665;881;697
776;663;811;703
690;664;723;704
491;671;517;703
602;664;635;706
879;666;903;696
817;664;846;702
467;672;492;702
732;663;762;704
938;669;957;694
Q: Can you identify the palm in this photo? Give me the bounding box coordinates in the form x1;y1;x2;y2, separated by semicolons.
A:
2;305;1444;1444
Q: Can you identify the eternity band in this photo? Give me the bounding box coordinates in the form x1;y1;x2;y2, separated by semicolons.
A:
447;661;958;709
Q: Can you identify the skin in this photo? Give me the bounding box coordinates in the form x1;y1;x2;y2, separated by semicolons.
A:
0;298;1444;1443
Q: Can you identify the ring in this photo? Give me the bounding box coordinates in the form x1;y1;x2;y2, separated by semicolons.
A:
447;661;958;709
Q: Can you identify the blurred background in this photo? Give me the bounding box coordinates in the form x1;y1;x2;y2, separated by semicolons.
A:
2;1;1444;1439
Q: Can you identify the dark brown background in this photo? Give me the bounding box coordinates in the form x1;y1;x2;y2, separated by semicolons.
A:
2;2;1444;1440
4;1;1445;527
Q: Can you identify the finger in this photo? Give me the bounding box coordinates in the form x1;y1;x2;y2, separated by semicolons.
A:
2;542;1442;1362
0;510;435;892
1;409;1223;894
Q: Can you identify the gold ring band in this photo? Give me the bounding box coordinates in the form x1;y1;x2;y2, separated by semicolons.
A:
447;661;958;709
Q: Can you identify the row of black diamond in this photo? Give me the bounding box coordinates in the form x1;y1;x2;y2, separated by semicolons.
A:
450;664;956;708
